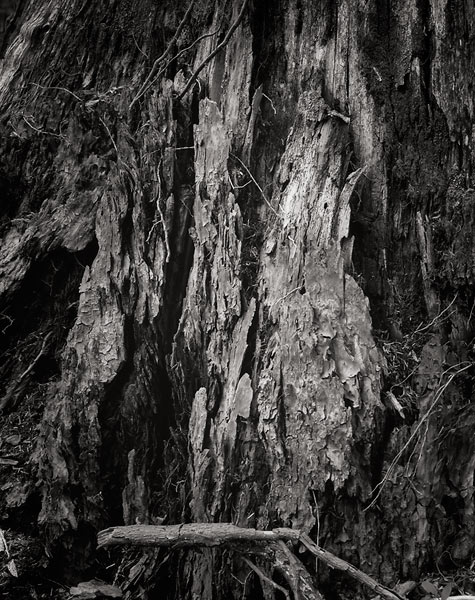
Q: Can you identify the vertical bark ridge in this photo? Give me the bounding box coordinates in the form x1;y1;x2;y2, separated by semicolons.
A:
0;0;475;598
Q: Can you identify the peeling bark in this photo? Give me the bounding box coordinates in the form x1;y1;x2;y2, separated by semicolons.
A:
0;1;475;599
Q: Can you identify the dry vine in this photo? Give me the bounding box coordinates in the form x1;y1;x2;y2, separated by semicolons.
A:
129;0;196;110
365;363;472;511
177;0;249;101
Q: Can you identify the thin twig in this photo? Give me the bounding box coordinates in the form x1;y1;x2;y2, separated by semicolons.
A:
414;294;458;334
0;332;52;411
155;551;171;571
407;418;429;478
269;287;302;316
129;0;196;110
98;116;119;156
390;362;423;391
98;116;136;184
467;296;475;327
239;568;254;600
155;27;220;86
227;171;252;190
163;28;220;73
328;109;351;123
132;32;149;59
298;534;403;600
16;332;52;385
146;162;171;262
30;82;83;102
230;153;279;217
177;0;249;100
311;489;320;574
39;575;69;591
274;540;322;600
242;557;291;600
0;311;14;334
146;161;163;239
22;115;64;139
262;93;277;114
132;27;220;108
157;198;171;263
364;363;472;511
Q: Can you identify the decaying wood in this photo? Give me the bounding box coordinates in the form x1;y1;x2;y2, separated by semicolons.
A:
1;0;475;597
98;523;402;600
98;523;280;548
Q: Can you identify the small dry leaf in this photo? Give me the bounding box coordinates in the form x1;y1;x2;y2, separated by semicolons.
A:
0;529;8;555
441;583;453;600
395;581;418;595
421;580;439;596
7;559;18;577
5;434;20;446
70;579;122;598
0;458;19;466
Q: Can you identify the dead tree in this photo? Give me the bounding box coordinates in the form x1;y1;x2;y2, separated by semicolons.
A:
0;1;474;598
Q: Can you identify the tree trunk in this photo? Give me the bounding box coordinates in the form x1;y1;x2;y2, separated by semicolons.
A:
0;1;474;598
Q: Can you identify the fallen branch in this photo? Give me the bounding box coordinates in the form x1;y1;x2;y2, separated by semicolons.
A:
97;523;403;600
98;523;278;548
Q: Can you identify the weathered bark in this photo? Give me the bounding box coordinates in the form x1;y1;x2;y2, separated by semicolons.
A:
0;0;474;599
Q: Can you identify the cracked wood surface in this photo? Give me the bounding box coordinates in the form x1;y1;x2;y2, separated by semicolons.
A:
1;0;475;597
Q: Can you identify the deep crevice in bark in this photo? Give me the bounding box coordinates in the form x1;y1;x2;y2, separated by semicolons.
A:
0;241;98;404
98;316;136;528
249;1;279;99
